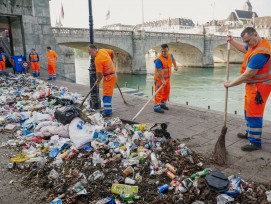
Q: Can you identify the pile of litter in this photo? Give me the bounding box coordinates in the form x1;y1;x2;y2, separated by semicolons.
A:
1;74;271;204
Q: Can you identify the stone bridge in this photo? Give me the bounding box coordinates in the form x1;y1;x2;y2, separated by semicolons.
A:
52;27;243;74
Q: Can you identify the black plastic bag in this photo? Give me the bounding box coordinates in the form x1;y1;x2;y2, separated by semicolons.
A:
54;105;81;125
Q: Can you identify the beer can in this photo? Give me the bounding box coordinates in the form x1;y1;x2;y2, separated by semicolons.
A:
123;166;133;177
165;163;177;174
166;171;176;180
158;184;169;194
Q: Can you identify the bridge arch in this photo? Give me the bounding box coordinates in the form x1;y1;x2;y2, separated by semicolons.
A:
210;36;243;64
57;42;132;73
145;42;203;68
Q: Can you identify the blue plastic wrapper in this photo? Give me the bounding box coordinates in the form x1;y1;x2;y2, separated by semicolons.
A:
49;148;59;158
50;198;62;204
83;144;93;152
225;175;241;195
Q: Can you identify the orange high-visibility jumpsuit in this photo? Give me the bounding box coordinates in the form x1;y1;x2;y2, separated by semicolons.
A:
0;53;7;75
46;50;58;80
95;49;117;115
154;52;173;110
29;53;40;77
240;38;271;146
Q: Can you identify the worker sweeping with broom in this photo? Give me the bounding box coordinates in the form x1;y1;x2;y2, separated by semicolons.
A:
225;27;271;152
87;44;117;117
153;44;178;113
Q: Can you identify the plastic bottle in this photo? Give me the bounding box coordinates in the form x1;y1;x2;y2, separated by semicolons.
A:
120;193;134;202
150;152;159;167
190;168;211;179
137;146;146;163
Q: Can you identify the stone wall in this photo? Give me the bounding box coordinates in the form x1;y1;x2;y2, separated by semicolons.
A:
0;0;75;82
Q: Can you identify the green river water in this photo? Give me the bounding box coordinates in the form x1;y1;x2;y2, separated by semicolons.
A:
75;57;271;121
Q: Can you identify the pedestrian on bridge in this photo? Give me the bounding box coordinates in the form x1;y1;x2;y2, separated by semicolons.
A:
0;48;7;75
87;44;117;117
29;48;40;77
225;27;271;152
46;46;58;80
153;44;178;113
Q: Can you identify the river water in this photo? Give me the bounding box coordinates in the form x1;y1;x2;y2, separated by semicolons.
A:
75;57;271;121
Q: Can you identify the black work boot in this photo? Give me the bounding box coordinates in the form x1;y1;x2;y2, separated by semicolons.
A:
241;143;262;152
154;109;165;113
161;106;169;110
237;132;248;139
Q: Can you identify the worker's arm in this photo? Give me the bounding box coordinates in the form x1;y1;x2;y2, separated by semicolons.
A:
227;35;247;54
95;72;104;85
224;68;258;87
173;59;177;71
225;53;270;87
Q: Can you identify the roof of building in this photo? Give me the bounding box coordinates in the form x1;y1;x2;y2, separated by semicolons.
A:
144;18;194;27
235;9;258;20
254;16;271;27
227;12;238;21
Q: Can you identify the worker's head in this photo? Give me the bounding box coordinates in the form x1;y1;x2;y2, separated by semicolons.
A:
241;27;259;48
88;44;98;58
31;48;36;54
160;44;169;58
47;46;51;52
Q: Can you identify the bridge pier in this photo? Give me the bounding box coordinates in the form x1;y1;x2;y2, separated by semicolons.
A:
131;30;147;74
202;36;215;68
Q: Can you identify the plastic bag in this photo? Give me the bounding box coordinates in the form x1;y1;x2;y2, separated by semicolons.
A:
54;105;81;125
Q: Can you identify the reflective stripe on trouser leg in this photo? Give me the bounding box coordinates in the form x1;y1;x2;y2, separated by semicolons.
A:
244;83;271;145
161;102;167;108
154;104;162;111
103;96;112;115
102;75;116;115
246;114;263;146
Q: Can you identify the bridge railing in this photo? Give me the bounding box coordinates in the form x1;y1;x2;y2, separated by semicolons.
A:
144;31;204;39
52;27;133;37
52;27;246;41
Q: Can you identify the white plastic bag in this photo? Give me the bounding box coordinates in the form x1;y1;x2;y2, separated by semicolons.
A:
69;117;94;148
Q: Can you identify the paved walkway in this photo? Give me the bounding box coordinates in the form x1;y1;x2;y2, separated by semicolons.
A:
48;78;271;184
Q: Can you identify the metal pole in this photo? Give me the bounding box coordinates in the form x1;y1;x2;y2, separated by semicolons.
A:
88;0;101;109
141;0;144;28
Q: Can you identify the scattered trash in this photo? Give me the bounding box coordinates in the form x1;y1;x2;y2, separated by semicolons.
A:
0;74;270;203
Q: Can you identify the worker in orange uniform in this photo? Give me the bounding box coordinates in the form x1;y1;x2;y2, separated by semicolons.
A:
225;27;271;151
87;44;117;117
46;46;58;80
0;48;7;75
154;44;178;113
29;48;40;77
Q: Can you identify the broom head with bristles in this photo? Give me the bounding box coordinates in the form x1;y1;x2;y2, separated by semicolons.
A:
213;125;227;165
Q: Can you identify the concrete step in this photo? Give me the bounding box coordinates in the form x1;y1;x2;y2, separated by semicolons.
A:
119;87;148;97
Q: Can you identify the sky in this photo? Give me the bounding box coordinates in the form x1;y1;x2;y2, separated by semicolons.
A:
49;0;271;28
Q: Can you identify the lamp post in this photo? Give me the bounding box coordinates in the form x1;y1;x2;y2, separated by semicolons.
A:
88;0;101;109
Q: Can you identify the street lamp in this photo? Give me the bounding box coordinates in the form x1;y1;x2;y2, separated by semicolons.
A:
88;0;101;109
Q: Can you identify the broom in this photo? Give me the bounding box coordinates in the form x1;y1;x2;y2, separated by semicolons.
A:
213;38;231;165
116;82;134;106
